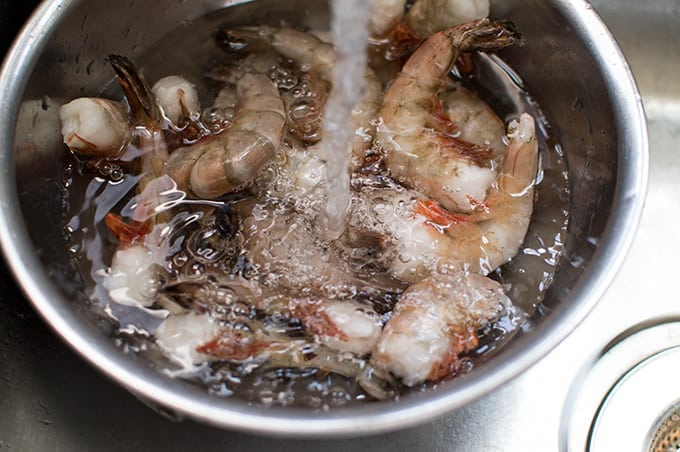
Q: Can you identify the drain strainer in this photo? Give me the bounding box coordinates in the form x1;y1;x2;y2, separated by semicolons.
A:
561;321;680;451
650;405;680;452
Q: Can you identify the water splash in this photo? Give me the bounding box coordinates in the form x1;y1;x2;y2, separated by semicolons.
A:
320;0;371;240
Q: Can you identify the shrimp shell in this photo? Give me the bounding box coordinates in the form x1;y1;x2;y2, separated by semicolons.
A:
164;72;286;198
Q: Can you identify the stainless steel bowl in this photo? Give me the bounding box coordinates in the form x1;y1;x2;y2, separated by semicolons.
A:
0;0;647;437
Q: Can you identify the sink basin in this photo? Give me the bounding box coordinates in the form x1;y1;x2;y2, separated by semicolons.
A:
0;0;675;449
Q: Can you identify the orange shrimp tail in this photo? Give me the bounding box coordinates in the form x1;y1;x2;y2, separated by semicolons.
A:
384;21;421;61
427;327;479;381
290;299;349;342
414;199;469;230
196;331;271;361
104;213;152;247
454;52;475;78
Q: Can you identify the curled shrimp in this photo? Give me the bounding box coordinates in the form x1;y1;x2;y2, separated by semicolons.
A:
287;297;383;356
211;50;330;144
347;112;538;281
235;200;404;355
220;26;382;168
377;19;520;212
371;271;510;386
164;72;286;199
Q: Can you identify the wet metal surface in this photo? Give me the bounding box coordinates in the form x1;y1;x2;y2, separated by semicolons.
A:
0;0;678;449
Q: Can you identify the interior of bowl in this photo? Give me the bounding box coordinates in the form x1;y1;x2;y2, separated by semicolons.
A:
0;0;647;436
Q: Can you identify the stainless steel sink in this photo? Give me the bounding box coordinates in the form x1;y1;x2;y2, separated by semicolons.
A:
0;0;677;450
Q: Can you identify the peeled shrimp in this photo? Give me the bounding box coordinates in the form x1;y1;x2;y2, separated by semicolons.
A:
347;113;538;281
222;26;382;168
377;19;520;212
164;72;286;198
372;271;510;386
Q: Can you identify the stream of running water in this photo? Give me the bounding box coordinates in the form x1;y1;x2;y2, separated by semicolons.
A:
320;0;371;240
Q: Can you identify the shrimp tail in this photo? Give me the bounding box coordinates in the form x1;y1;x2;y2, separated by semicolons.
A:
107;54;163;128
214;28;252;53
500;113;539;195
452;18;521;53
104;212;153;248
427;326;479;381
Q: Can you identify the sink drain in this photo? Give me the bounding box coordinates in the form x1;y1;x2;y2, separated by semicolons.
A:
588;346;680;451
561;321;680;451
650;405;680;452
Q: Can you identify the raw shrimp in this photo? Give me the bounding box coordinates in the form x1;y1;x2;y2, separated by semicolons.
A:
377;19;520;212
221;26;382;168
212;50;330;144
231;199;405;355
369;0;407;37
151;75;201;125
59;57;195;165
406;0;490;38
371;271;510;386
58;56;164;163
369;0;489;39
91;58;181;312
59;98;129;158
159;271;383;357
288;297;383;356
164;72;286;199
155;308;374;383
102;176;190;309
347;113;538;281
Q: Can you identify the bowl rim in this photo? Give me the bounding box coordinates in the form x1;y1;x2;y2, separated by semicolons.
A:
0;0;649;437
